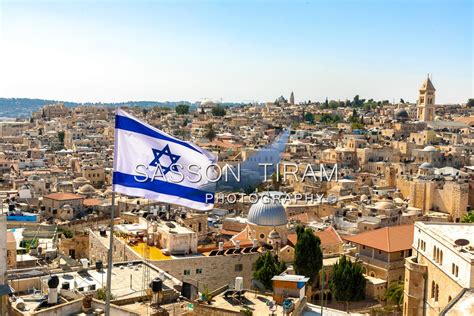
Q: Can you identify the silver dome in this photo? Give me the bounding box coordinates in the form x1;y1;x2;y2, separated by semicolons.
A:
247;197;287;227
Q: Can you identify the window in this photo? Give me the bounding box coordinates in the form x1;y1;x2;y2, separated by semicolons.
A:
235;264;243;272
183;269;190;276
196;268;202;274
452;264;459;277
198;222;202;232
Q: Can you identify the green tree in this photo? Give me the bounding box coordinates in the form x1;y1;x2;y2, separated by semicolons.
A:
386;281;404;310
351;95;366;107
294;227;323;283
204;123;216;141
319;114;341;124
57;131;65;145
349;109;359;123
328;100;339;109
97;287;114;301
175;104;190;115
253;251;286;289
211;105;226;116
142;108;149;116
461;212;474;223
304;112;315;124
329;255;366;310
351;122;365;130
467;98;474;108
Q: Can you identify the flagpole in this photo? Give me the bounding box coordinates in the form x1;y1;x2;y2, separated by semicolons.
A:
105;190;116;315
106;108;119;316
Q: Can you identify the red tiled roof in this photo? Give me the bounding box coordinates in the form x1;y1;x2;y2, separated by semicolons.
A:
288;212;317;224
287;226;343;248
220;229;241;236
343;224;414;253
84;198;102;207
44;192;84;201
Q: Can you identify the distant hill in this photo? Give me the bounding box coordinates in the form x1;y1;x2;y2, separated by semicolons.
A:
0;97;244;119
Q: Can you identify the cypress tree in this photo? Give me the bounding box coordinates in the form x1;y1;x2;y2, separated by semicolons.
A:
294;226;323;283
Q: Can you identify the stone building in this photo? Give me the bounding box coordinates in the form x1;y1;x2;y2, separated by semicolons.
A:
417;76;436;122
41;103;69;120
88;228;261;292
403;222;474;316
176;211;208;241
344;225;414;300
244;194;288;246
42;192;85;219
82;164;105;188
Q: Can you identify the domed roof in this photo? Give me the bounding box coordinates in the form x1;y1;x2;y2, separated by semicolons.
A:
200;99;216;107
419;162;434;169
268;229;280;239
393;197;405;204
374;201;395;210
395;109;409;120
61;204;72;210
78;184;96;194
422;146;437;152
73;177;89;184
247;196;287;227
28;175;41;181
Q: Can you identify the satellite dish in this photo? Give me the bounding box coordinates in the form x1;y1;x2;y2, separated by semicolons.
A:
454;239;470;247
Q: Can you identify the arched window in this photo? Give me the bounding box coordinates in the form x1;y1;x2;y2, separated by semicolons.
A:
431;281;435;298
435;284;439;302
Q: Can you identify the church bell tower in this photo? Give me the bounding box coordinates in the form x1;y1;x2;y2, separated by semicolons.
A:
417;75;436;122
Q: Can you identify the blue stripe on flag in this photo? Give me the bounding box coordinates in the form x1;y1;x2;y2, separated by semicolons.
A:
113;171;214;204
115;114;202;154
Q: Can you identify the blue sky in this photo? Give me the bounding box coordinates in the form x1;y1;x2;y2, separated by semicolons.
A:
0;0;472;103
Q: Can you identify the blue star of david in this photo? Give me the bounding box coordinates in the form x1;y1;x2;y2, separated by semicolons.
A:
149;144;181;175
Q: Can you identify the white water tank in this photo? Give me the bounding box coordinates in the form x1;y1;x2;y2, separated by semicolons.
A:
47;276;59;304
252;239;258;248
218;242;224;251
235;240;240;250
80;258;89;269
235;277;243;291
15;298;25;311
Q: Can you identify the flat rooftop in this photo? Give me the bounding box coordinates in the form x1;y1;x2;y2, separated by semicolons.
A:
39;262;179;301
211;291;282;315
419;222;474;260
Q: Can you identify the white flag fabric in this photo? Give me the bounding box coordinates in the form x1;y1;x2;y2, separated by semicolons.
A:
113;109;217;210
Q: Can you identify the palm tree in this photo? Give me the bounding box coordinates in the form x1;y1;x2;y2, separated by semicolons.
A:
386;281;404;309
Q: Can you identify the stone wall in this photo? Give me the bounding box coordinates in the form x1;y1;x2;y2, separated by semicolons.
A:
192;303;241;316
149;252;261;292
88;228;261;292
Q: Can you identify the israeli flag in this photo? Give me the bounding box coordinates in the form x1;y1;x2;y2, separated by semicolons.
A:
113;109;217;210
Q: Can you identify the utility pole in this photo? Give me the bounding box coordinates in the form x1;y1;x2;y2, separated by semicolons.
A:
320;269;324;316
